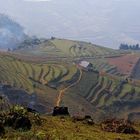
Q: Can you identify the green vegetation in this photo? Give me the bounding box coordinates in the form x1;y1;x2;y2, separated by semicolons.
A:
14;38;123;58
66;72;140;120
0;54;78;94
0;52;140;120
119;43;140;50
50;39;125;57
13;38;127;77
0;25;140;139
1;115;140;140
0;38;140;130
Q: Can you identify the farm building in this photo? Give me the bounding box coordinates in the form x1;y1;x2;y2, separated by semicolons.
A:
78;61;93;71
52;106;70;116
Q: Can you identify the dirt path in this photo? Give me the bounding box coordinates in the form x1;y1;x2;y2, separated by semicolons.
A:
56;67;82;107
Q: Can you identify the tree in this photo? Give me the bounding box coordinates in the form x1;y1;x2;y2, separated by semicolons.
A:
119;43;140;50
51;36;56;40
7;48;11;52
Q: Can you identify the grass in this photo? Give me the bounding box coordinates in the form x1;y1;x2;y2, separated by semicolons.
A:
2;116;140;140
14;38;122;58
118;84;132;98
51;39;121;58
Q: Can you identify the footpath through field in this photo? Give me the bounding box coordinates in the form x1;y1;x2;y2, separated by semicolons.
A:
56;66;82;106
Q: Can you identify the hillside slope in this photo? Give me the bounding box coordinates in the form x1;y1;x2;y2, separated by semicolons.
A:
0;52;140;121
14;38;122;58
64;72;140;121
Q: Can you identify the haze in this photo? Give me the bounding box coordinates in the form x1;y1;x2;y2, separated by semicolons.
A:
0;0;140;48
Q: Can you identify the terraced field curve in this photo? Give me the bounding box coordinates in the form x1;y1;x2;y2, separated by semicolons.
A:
0;54;78;94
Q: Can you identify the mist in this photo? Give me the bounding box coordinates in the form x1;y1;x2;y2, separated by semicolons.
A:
0;0;140;48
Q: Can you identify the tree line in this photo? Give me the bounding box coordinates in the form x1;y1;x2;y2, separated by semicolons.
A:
119;43;140;50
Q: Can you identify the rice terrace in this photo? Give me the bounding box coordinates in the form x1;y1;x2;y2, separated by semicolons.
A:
0;38;140;139
0;38;140;118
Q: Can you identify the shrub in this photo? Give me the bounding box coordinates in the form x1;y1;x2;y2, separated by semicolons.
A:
5;105;32;131
101;119;139;134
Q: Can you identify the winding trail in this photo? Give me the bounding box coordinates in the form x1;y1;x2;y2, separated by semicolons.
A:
56;67;82;106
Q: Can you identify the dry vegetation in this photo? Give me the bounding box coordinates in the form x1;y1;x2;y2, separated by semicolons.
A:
0;104;139;140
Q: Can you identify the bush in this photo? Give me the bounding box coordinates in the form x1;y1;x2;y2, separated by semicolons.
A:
5;105;32;130
0;123;5;136
101;119;139;134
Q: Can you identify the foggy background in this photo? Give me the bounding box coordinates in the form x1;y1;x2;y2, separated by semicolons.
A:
0;0;140;48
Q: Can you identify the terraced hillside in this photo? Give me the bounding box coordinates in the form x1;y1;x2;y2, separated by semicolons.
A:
1;37;140;121
89;58;123;76
64;72;140;121
14;38;130;77
50;39;120;57
14;38;123;58
0;52;140;121
86;53;140;77
0;53;80;93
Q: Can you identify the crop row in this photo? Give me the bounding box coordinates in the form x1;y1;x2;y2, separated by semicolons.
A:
0;55;78;93
82;74;140;108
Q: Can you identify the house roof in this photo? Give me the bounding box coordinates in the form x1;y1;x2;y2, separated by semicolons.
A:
79;61;90;68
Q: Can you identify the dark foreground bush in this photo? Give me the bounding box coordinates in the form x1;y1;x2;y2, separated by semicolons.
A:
0;123;5;136
5;105;32;130
101;119;139;134
5;113;31;130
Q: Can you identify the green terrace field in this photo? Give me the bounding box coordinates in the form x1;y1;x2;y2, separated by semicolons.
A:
63;71;140;121
13;38;128;77
88;58;123;76
14;38;124;58
0;54;78;94
51;39;119;57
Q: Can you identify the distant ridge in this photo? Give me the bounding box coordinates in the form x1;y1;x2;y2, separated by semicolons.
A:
14;37;122;58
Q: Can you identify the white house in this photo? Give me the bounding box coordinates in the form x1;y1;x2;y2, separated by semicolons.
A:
78;61;93;71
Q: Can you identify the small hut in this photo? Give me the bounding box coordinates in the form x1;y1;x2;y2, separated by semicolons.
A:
52;106;69;116
78;61;93;71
